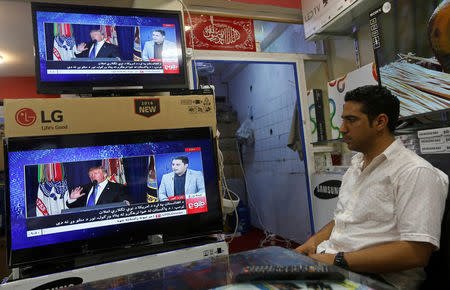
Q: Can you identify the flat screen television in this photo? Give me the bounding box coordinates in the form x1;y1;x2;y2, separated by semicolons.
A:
31;2;189;95
369;0;450;120
4;127;223;272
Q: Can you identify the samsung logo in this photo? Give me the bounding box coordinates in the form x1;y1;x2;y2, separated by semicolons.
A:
314;180;342;200
32;277;83;290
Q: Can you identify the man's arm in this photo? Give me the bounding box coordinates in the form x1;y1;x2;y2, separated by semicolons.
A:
158;175;168;201
110;44;121;60
142;42;151;61
74;42;89;57
295;220;335;255
66;185;88;208
310;240;434;273
116;184;131;205
195;171;205;195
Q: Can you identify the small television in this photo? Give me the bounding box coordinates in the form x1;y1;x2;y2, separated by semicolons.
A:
31;2;189;95
369;0;450;120
4;127;223;273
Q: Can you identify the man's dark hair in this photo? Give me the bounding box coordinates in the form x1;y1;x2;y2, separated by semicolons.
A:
153;29;166;37
173;156;189;165
344;85;400;133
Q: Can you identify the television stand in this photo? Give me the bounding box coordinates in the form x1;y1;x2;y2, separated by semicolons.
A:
3;238;228;289
170;88;214;95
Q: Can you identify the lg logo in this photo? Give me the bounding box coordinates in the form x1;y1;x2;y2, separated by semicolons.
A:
15;108;37;126
15;108;63;127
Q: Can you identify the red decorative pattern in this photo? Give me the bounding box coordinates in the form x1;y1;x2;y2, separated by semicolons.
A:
185;14;256;52
36;198;49;216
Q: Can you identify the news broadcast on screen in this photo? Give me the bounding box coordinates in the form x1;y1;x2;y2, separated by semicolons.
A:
31;3;188;94
6;128;219;253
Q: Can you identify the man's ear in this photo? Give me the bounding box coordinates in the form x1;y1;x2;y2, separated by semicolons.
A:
374;113;389;131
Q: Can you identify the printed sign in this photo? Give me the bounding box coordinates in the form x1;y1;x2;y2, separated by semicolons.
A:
4;95;216;138
134;99;161;118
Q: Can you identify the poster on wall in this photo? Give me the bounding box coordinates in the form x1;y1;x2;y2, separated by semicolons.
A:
184;14;256;52
327;62;378;139
301;0;358;39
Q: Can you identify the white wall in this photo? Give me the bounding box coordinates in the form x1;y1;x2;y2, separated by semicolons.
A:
132;0;181;10
226;63;312;243
326;23;375;81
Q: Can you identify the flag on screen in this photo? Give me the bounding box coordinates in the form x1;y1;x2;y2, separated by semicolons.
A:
102;158;127;185
100;25;118;45
36;163;69;216
133;26;142;61
147;155;158;203
52;23;76;61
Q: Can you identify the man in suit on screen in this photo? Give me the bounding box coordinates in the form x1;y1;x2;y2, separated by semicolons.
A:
142;29;177;61
158;156;205;202
75;29;121;60
67;166;131;208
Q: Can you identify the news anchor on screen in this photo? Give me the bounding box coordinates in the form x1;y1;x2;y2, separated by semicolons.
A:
67;166;131;208
75;29;121;60
158;156;205;202
142;29;177;61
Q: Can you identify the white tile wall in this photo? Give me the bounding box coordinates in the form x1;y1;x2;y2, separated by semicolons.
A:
224;62;311;242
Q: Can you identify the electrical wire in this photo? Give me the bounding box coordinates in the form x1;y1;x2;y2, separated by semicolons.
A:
235;140;276;247
176;0;294;248
176;0;199;89
236;126;295;250
216;137;240;244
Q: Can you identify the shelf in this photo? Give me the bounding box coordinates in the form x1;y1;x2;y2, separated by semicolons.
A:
396;120;450;135
312;146;335;153
305;0;386;41
311;138;344;146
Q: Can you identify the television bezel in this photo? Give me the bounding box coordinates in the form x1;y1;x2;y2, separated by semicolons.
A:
31;2;189;95
4;127;223;269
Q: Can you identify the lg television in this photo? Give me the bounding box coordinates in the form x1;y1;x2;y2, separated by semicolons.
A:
4;127;223;274
31;2;189;95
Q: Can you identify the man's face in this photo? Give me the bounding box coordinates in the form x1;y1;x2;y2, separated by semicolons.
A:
339;101;377;152
152;31;165;44
172;159;188;176
89;168;107;183
90;31;104;42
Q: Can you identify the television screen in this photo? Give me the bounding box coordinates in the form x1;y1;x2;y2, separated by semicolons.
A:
4;127;223;269
370;0;450;119
31;2;189;95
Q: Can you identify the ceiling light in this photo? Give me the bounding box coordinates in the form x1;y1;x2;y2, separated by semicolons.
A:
0;55;3;63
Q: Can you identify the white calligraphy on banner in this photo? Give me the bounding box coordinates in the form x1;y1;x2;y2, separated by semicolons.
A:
203;24;241;45
301;0;358;39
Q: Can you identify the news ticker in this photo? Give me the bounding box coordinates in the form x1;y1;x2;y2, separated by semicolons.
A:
27;209;187;237
47;69;164;74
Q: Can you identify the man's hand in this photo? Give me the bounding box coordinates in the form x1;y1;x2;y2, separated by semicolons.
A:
77;43;88;52
309;253;336;265
295;220;335;256
70;186;85;200
295;238;318;255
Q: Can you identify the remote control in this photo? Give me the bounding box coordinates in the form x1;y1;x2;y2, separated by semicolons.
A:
235;265;346;283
